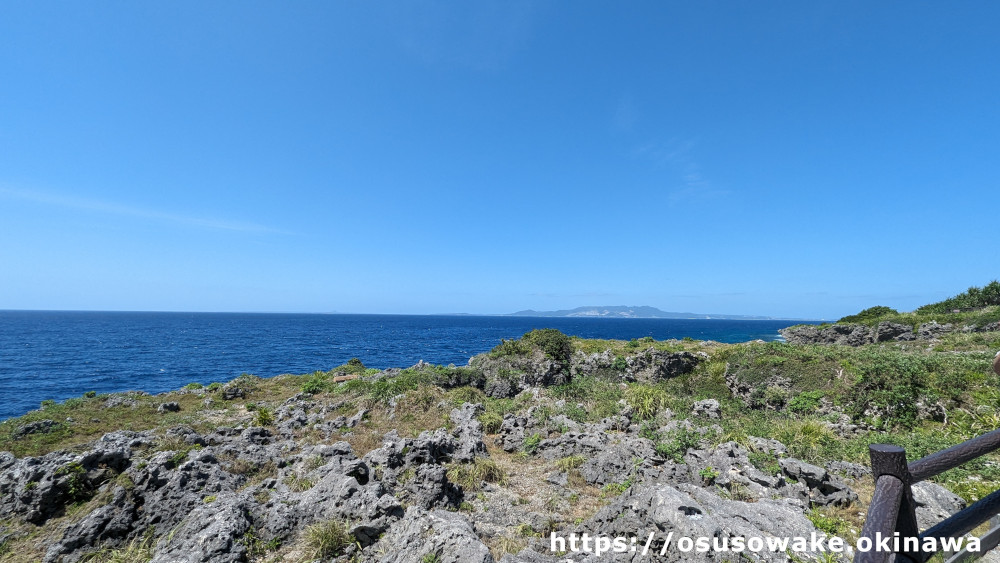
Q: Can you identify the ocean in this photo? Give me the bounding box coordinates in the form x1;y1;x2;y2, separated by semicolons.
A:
0;311;817;421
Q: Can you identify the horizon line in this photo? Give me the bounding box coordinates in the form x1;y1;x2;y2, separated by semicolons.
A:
0;308;826;321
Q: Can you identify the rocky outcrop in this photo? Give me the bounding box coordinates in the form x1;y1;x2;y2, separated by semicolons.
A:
780;319;1000;346
778;458;858;507
569;349;700;382
362;507;494;563
471;346;701;398
570;483;824;562
471;350;570;398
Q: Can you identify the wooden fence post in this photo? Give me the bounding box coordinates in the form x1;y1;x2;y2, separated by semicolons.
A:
870;444;921;562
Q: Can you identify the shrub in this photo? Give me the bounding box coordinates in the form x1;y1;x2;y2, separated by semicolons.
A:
253;407;275;427
655;427;702;463
522;329;572;363
368;369;429;404
602;479;633;496
489;338;531;358
808;509;849;537
56;462;92;503
789;391;824;414
301;371;331;395
698;466;719;482
612;355;628;371
838;306;899;324
917;281;1000;314
555;455;585;471
478;411;503;434
183;382;203;390
522;433;542;455
845;349;927;428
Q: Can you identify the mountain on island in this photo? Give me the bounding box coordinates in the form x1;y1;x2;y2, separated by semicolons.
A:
507;305;776;320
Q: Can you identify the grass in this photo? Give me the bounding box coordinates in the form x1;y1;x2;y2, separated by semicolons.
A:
446;458;509;491
0;374;304;458
301;519;354;559
80;529;155;563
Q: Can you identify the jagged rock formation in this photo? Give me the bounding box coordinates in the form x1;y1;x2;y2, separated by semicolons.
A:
780;320;1000;346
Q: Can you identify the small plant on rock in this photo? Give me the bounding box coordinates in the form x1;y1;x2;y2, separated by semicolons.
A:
522;433;542;455
303;519;354;560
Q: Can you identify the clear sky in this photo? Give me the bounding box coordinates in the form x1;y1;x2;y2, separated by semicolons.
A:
1;1;997;320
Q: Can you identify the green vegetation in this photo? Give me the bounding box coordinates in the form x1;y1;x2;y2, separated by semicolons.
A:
490;329;572;363
832;281;1000;329
838;306;899;324
55;462;92;504
655;426;703;463
917;281;1000;314
252;406;275;427
522;433;542;455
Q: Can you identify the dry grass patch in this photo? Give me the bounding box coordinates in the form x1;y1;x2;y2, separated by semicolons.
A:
296;519;355;561
486;534;527;560
341;386;452;456
446;458;508;492
80;529;155;563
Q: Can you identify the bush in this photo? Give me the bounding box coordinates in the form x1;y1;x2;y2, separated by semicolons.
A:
489;338;531;358
478;411;503;434
56;461;92;503
522;329;572;363
612;355;628;371
523;433;542;455
488;329;572;364
845;349;928;428
917;281;1000;314
301;371;331;395
789;391;824;414
655;427;702;463
838;306;899;324
253;407;275;427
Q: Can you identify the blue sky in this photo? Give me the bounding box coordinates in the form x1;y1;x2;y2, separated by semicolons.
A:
1;1;997;320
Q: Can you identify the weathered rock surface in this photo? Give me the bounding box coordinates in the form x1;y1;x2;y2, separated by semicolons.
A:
362;507;494;563
569;349;700;382
569;483;825;562
780;319;999;346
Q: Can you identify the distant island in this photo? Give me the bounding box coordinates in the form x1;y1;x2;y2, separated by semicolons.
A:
506;305;786;320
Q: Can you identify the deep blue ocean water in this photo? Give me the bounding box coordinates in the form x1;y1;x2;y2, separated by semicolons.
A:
0;311;818;421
